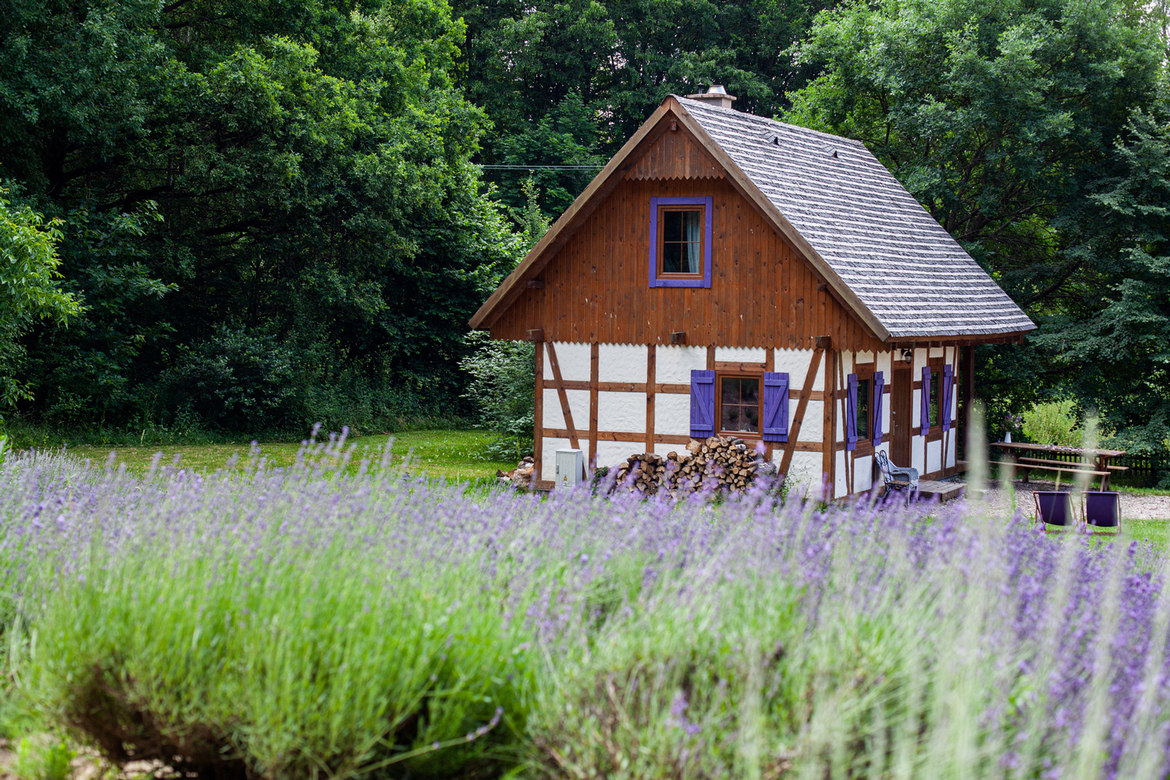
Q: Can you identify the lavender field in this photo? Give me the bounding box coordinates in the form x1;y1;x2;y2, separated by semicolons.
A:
2;437;1169;780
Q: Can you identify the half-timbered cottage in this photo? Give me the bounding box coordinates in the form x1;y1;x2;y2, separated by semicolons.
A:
469;87;1035;498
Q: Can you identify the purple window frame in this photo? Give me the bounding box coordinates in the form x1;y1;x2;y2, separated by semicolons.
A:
649;196;713;288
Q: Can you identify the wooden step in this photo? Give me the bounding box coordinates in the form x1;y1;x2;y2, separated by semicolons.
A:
916;479;966;502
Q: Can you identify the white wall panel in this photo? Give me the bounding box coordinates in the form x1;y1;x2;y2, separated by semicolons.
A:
596;441;636;469
598;344;646;383
654;442;683;459
542;388;590;432
839;351;854;375
656;394;691;437
543;341;591;381
773;348;822;391
927;439;942;474
715;346;766;363
853;454;875;493
799;399;824;441
598;390;644;433
835;450;848;498
656;345;707;383
781;451;825;492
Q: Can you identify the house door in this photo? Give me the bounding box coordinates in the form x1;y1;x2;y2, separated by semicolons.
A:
891;367;913;466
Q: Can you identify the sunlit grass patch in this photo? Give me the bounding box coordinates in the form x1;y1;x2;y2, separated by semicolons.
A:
60;429;514;483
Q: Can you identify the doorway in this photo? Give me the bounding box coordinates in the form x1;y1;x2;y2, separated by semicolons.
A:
891;367;912;466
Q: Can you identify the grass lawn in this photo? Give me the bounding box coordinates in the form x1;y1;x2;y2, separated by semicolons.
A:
62;429;517;483
1116;517;1170;547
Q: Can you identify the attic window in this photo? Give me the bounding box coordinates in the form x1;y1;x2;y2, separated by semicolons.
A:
649;196;713;288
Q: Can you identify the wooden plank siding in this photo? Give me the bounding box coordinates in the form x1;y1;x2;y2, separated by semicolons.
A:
488;134;886;353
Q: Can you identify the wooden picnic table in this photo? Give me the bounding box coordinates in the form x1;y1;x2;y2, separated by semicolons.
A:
990;441;1127;490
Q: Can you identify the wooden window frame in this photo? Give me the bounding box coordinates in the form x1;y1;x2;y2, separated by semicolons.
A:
649;196;713;288
852;365;876;454
926;356;946;441
715;371;762;439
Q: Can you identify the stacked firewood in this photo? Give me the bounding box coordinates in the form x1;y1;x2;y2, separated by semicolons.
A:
497;456;535;489
608;436;775;495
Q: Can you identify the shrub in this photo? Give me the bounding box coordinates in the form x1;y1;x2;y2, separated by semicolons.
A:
1021;399;1081;445
158;327;298;432
459;331;534;459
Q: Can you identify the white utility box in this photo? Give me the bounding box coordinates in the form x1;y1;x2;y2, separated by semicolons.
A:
555;448;586;488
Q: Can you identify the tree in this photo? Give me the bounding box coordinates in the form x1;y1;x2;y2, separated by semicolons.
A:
1;0;523;433
452;0;836;221
783;0;1163;437
0;191;80;408
1037;105;1170;459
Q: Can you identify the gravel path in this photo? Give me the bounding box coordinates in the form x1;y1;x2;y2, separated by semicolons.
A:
978;479;1170;520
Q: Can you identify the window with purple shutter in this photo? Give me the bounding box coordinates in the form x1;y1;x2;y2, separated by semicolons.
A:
762;372;789;442
690;370;715;438
846;373;859;451
920;366;932;436
872;371;885;447
941;365;953;432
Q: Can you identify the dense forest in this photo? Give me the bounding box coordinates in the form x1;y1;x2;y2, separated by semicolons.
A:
2;0;1170;458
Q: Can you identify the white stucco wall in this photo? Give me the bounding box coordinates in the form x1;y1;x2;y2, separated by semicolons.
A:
657;345;708;383
541;388;590;432
535;342;951;495
598;343;646;383
543;341;591;381
656;393;691;438
596;391;644;434
782;451;824;492
715;346;767;363
774;348;824;391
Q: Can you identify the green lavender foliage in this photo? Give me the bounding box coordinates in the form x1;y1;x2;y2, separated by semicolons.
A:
2;436;1170;778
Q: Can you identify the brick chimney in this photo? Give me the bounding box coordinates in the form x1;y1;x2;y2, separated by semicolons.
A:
684;84;737;110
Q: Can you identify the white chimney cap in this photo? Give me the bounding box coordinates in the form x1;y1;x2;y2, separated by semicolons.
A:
684;84;737;110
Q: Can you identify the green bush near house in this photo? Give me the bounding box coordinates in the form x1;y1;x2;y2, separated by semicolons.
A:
1022;400;1081;446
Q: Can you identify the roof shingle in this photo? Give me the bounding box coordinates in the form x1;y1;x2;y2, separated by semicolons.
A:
678;97;1035;339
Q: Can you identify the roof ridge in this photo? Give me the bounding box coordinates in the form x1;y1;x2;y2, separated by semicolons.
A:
673;95;868;148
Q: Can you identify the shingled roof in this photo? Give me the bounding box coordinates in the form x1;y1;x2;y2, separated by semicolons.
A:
677;97;1034;339
470;95;1034;342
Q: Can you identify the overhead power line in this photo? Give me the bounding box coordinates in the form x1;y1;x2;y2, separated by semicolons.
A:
479;164;605;170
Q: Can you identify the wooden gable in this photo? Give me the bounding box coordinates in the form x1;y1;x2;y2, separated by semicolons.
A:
485;117;885;352
626;126;724;181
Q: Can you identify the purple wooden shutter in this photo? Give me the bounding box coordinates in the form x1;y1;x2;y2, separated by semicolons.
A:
920;366;932;436
872;371;885;447
941;365;953;432
846;373;858;451
762;372;789;442
690;370;715;438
